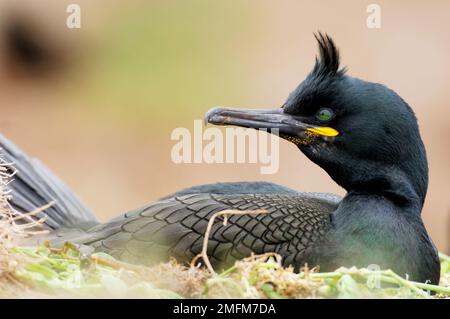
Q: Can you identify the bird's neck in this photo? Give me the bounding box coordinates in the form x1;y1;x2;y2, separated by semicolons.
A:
328;186;436;283
321;156;427;216
344;167;425;214
319;153;436;283
335;190;423;226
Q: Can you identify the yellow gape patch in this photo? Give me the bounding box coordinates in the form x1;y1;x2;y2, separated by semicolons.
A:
283;135;312;146
306;126;339;137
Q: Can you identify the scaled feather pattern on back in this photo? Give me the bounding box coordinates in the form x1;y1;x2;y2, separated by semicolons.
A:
68;192;339;269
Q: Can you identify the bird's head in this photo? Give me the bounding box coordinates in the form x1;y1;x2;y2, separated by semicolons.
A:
206;33;428;207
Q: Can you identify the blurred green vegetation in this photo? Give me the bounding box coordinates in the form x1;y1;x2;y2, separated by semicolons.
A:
64;1;262;127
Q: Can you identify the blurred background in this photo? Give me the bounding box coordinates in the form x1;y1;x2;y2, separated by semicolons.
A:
0;0;448;252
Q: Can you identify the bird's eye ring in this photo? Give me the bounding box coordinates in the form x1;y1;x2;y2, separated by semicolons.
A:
315;108;334;123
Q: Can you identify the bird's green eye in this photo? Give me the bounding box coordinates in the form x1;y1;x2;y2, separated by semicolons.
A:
315;108;334;123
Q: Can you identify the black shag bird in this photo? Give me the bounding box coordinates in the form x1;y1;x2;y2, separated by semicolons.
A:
0;33;440;284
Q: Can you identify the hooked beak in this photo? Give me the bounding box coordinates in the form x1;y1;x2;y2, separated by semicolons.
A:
205;107;338;145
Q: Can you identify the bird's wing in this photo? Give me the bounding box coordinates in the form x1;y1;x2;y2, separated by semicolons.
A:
0;134;97;230
65;192;338;269
159;181;299;199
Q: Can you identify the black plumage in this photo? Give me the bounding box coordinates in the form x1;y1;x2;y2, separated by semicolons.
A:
62;191;337;268
0;32;440;284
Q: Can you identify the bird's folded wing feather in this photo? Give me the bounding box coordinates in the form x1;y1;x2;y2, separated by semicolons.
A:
66;192;338;268
0;134;96;230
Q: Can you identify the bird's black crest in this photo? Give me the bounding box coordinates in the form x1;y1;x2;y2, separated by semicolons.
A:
311;32;345;77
